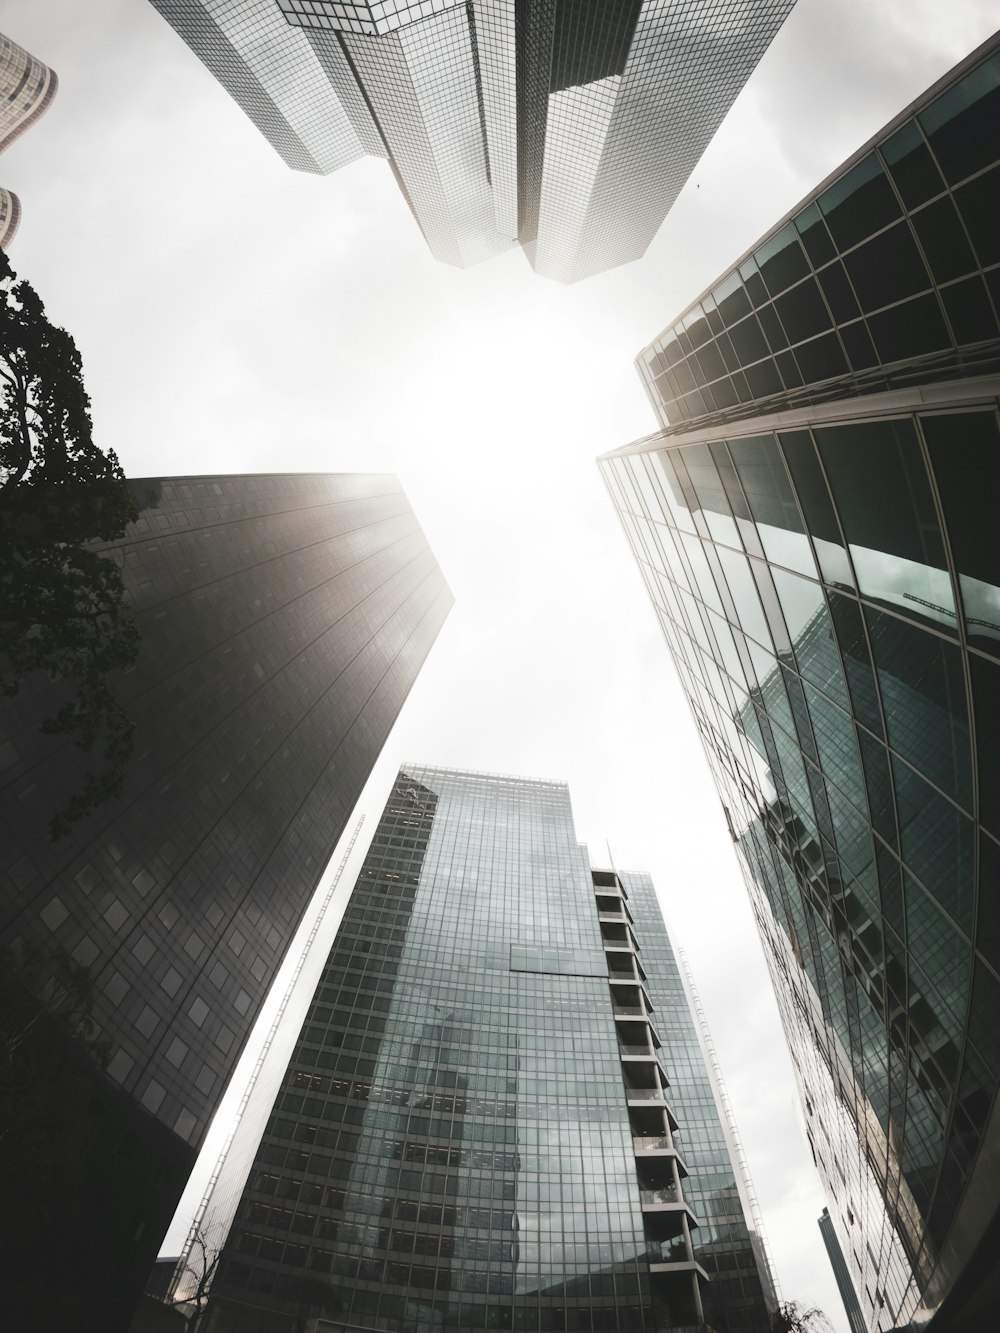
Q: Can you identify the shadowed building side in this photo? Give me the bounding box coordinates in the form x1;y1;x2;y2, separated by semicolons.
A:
0;474;451;1333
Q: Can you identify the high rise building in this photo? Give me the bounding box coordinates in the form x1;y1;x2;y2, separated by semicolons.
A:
600;31;1000;1333
183;763;776;1332
147;0;798;281
0;184;20;247
818;1208;867;1333
0;473;451;1333
0;29;58;247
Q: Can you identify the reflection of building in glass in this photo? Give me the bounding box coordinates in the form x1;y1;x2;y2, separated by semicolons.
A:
601;31;1000;1333
147;0;797;281
194;765;776;1331
0;475;451;1333
819;1206;867;1333
0;30;58;246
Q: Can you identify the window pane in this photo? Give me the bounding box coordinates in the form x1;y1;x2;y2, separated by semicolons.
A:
919;50;1000;184
816;418;954;617
894;759;974;932
865;605;972;812
728;435;815;576
819;154;901;250
923;409;1000;655
881;120;945;209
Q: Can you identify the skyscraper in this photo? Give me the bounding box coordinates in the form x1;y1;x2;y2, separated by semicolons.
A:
600;31;1000;1333
147;0;798;281
0;29;58;246
0;473;451;1333
818;1208;867;1333
181;763;775;1332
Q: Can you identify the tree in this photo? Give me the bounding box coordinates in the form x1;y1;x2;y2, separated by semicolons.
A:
0;248;140;837
168;1222;223;1333
771;1300;835;1332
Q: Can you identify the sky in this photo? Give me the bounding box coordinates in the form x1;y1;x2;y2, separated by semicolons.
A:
4;2;999;1328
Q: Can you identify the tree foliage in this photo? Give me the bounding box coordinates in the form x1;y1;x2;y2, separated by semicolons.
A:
0;248;139;837
771;1299;835;1332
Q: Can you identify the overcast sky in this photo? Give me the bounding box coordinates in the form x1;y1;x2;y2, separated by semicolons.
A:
4;2;999;1327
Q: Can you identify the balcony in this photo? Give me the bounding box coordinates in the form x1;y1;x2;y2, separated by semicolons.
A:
619;1042;655;1058
639;1186;684;1207
633;1139;688;1175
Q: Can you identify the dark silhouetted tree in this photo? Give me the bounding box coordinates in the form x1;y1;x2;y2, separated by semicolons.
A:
168;1222;223;1333
0;248;139;837
771;1299;835;1332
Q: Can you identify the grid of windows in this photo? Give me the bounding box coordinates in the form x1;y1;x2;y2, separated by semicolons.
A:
0;474;451;1332
524;0;796;284
148;0;376;173
622;872;776;1333
0;185;20;248
637;41;1000;429
603;38;1000;1331
603;386;1000;1332
0;30;57;151
205;767;771;1330
151;0;798;281
334;3;517;268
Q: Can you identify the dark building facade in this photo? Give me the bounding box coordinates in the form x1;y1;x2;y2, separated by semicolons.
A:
193;764;775;1332
818;1207;867;1333
600;32;1000;1333
147;0;797;281
0;474;451;1332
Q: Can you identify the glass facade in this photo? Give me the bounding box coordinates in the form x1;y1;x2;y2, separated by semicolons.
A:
621;872;777;1333
600;33;1000;1333
0;474;451;1332
147;1;798;281
518;0;796;283
636;37;1000;430
198;765;775;1331
818;1207;867;1333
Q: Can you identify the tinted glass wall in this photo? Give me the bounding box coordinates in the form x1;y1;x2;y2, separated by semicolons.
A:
151;0;798;282
601;388;1000;1331
0;473;451;1332
203;765;772;1331
637;36;1000;429
623;872;776;1332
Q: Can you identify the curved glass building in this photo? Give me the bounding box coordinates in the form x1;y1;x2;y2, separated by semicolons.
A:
0;29;58;246
601;32;1000;1333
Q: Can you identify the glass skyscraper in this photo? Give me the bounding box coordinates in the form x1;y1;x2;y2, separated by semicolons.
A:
187;764;775;1331
818;1207;867;1333
601;32;1000;1333
147;0;797;281
0;474;451;1333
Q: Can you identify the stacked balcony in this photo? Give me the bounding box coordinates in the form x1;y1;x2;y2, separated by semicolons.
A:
592;870;708;1328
